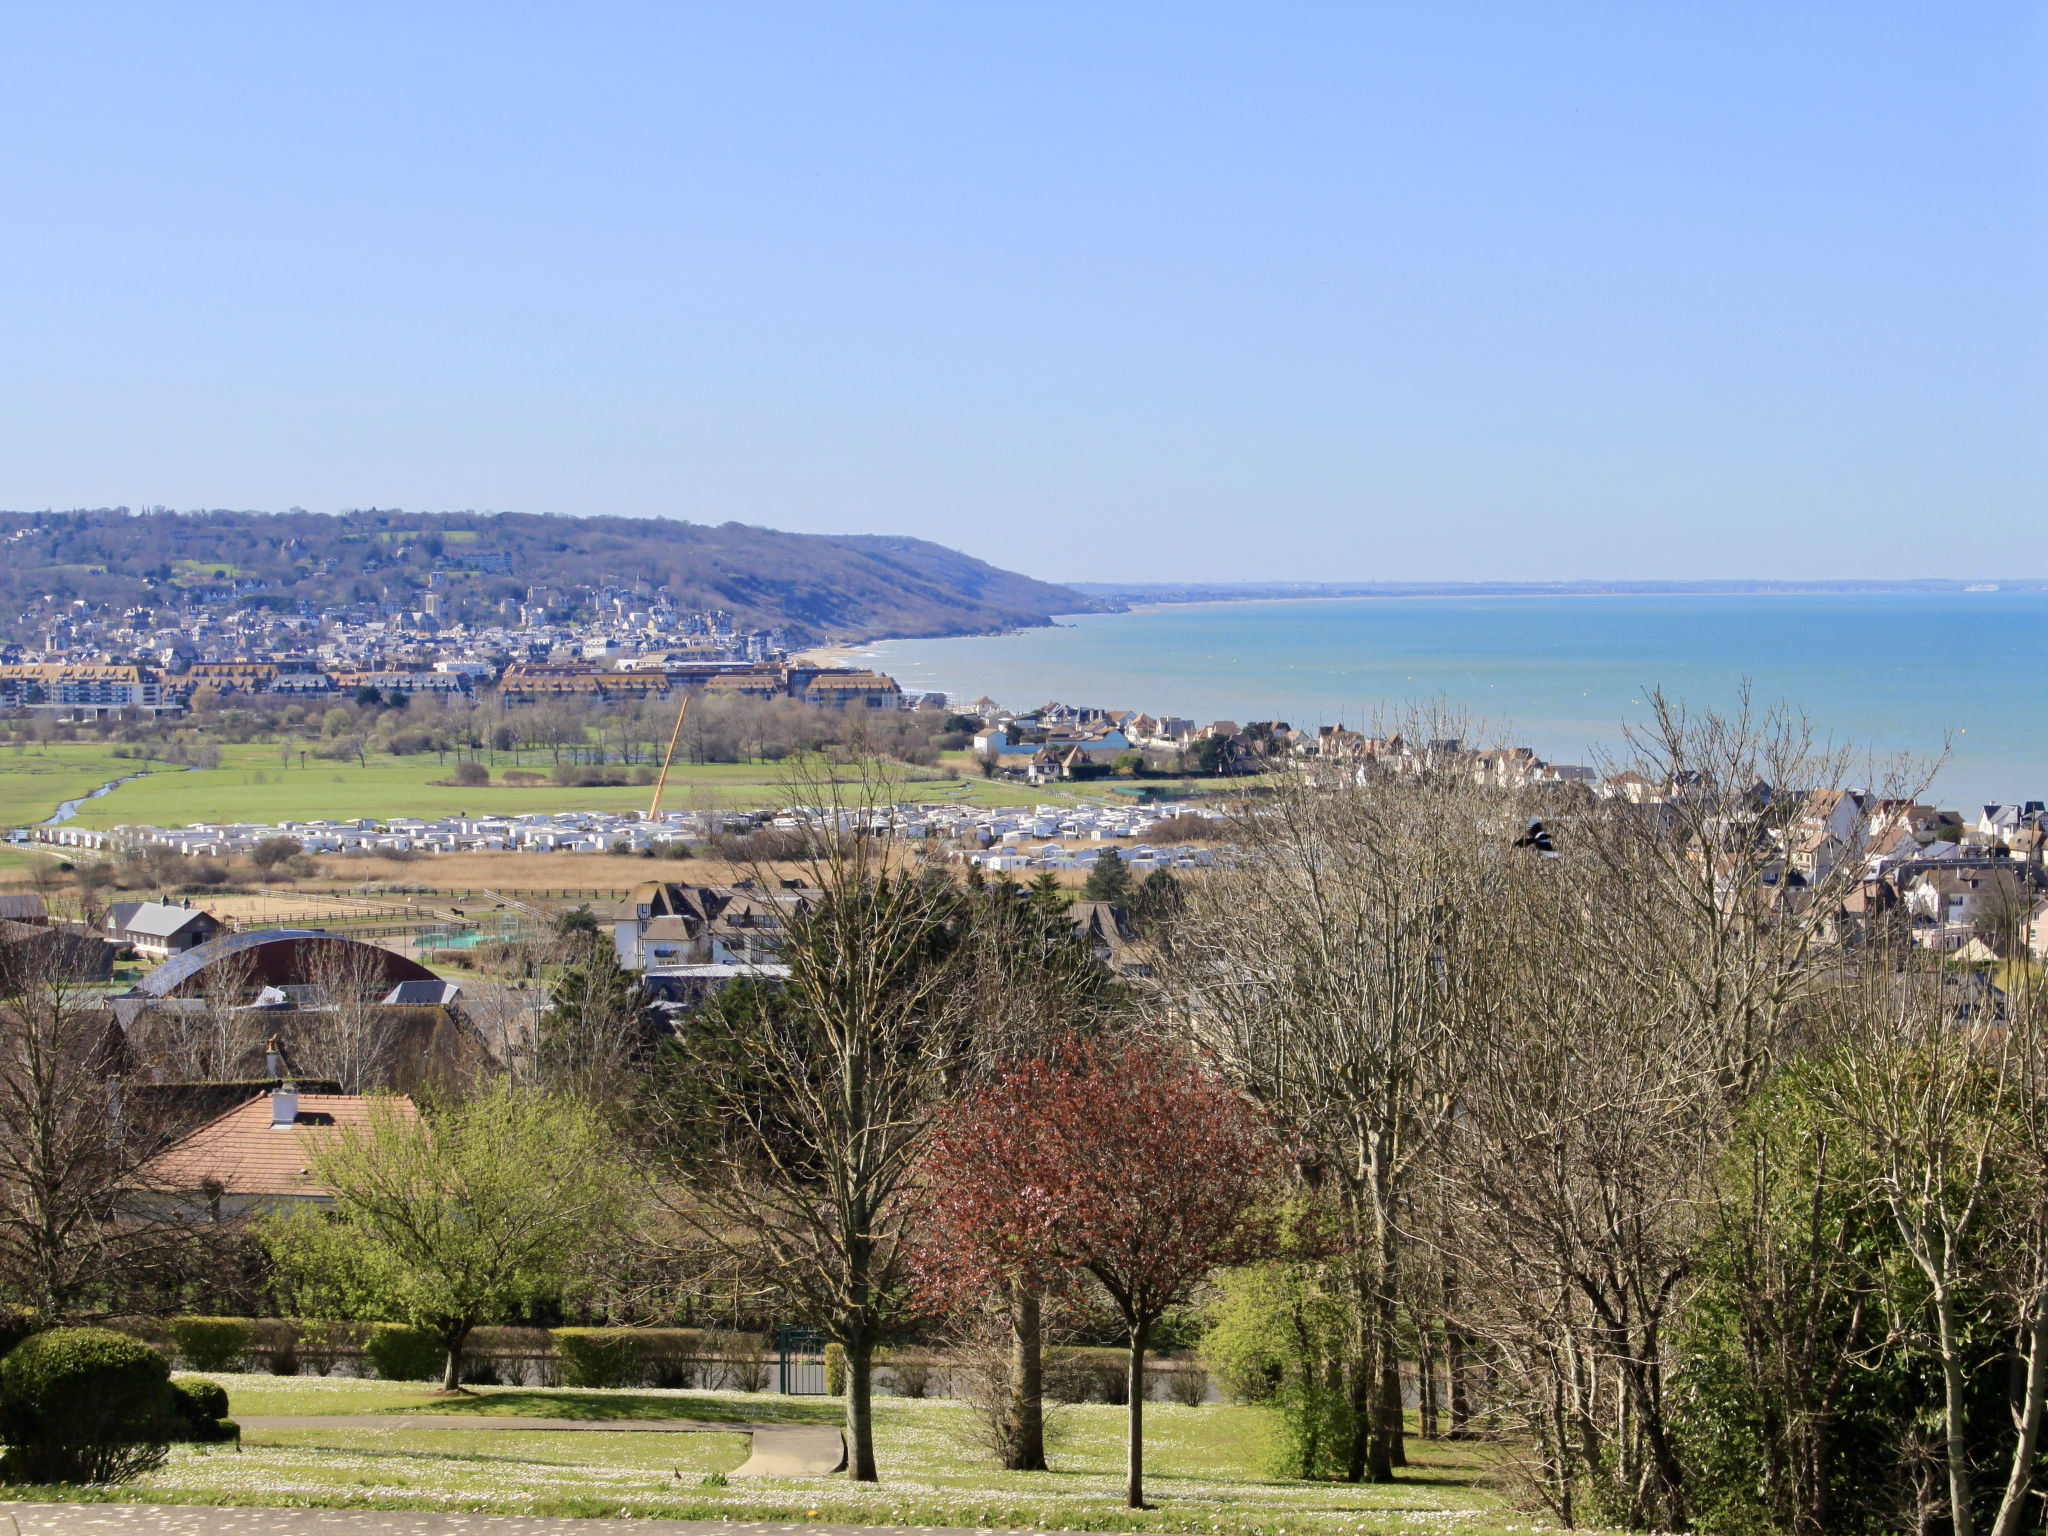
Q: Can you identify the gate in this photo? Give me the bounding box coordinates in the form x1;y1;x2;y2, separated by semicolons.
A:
777;1325;827;1395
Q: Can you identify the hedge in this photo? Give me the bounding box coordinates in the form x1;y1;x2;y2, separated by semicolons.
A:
364;1324;444;1382
164;1317;254;1372
551;1329;641;1389
98;1319;778;1389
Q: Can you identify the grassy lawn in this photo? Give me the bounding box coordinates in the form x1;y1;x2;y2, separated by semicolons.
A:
0;742;181;829
11;1375;1522;1535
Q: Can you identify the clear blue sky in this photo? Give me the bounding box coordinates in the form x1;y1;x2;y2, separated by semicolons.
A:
0;3;2039;583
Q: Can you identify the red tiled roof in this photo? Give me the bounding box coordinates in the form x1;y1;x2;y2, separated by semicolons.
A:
140;1092;419;1199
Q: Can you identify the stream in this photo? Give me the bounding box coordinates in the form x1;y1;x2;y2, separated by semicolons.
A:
42;767;187;825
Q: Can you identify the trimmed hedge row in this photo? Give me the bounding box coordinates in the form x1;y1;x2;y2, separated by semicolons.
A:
92;1319;1202;1402
108;1318;772;1387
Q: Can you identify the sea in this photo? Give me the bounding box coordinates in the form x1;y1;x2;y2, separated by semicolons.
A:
855;591;2048;812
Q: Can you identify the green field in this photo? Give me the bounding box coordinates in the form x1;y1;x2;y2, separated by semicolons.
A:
0;743;183;829
15;1374;1513;1535
3;739;1241;836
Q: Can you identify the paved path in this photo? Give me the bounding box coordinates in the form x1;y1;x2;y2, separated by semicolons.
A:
235;1416;845;1479
0;1508;1037;1536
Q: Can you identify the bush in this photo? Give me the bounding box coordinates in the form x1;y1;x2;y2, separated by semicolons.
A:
551;1328;640;1389
452;760;490;786
364;1323;442;1382
0;1326;177;1485
168;1377;237;1443
825;1341;846;1396
164;1316;253;1372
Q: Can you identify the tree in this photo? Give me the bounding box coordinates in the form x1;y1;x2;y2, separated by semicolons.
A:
1127;867;1182;930
262;1082;628;1391
0;950;182;1317
1081;847;1132;905
939;878;1131;1472
537;939;654;1102
917;1036;1278;1508
249;836;303;872
1164;731;1507;1482
301;939;403;1093
648;760;968;1482
1811;963;2029;1536
1026;871;1068;920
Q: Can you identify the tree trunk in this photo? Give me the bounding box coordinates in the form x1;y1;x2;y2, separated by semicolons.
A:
1381;1321;1407;1468
1448;1325;1474;1438
1125;1320;1150;1508
1417;1312;1440;1440
1989;1288;2048;1536
846;1336;878;1481
1935;1285;1975;1536
440;1323;472;1392
1010;1277;1047;1472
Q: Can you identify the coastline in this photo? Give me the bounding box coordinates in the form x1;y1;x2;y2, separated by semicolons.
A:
854;589;2048;811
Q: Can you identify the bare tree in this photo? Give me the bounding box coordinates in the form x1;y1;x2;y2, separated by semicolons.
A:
0;948;181;1316
1163;710;1514;1481
646;755;968;1483
301;939;402;1092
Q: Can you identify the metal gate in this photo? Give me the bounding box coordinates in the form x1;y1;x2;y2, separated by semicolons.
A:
777;1325;827;1394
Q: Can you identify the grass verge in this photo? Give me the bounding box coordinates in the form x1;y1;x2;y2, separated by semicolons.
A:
0;1376;1530;1536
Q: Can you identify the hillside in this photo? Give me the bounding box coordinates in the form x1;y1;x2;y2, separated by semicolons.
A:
0;509;1099;645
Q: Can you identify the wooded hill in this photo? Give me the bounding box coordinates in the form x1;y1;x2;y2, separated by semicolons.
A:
0;509;1099;645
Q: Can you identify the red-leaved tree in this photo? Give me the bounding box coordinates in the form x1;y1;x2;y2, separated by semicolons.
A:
919;1035;1278;1508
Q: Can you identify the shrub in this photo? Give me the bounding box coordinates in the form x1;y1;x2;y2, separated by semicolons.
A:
1167;1362;1209;1407
890;1349;936;1399
825;1341;845;1396
452;760;490;786
168;1377;237;1443
168;1376;227;1421
164;1316;253;1372
0;1326;177;1484
710;1330;771;1392
364;1323;442;1382
551;1328;641;1388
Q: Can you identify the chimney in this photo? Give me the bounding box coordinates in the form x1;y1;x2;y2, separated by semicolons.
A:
270;1082;298;1128
265;1037;281;1078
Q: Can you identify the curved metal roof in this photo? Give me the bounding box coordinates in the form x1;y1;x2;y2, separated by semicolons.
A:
133;928;436;998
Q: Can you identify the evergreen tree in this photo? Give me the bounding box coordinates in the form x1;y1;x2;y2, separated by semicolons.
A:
1082;847;1133;904
1027;871;1069;918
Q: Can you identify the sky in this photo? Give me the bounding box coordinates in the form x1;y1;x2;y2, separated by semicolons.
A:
0;3;2040;584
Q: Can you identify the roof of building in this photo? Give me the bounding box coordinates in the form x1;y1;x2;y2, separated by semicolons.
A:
0;894;47;923
134;928;436;998
140;1090;419;1199
123;902;218;940
380;979;463;1007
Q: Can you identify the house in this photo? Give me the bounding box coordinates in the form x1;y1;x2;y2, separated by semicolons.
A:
1980;803;2045;840
138;1085;420;1217
605;882;816;971
1068;901;1151;976
0;893;48;925
115;900;222;958
973;724;1039;757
